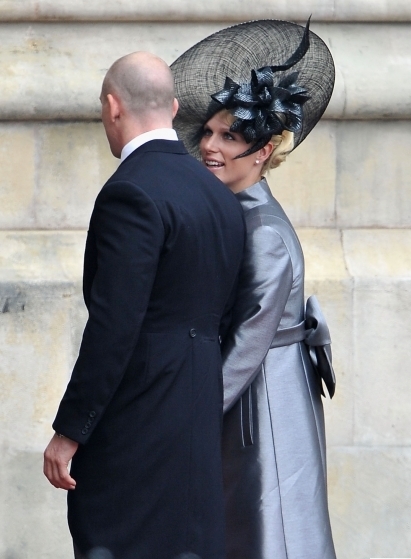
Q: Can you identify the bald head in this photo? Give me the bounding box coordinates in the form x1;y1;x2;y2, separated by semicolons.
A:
102;52;175;123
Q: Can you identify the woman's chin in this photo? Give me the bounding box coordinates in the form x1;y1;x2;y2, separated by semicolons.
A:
206;166;224;178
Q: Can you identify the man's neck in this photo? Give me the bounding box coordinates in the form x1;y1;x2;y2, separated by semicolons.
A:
120;128;178;162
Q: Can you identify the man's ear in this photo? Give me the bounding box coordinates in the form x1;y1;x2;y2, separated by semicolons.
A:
172;98;179;119
107;93;121;123
258;141;274;163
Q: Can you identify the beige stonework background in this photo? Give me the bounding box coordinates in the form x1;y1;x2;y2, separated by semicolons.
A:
0;2;410;558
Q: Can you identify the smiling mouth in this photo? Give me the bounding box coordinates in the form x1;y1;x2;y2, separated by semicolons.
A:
204;159;224;169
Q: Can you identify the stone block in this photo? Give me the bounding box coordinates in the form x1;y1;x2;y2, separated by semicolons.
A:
0;121;117;230
0;0;410;22
328;446;411;559
0;233;87;452
0;21;223;120
337;121;411;228
353;279;411;446
0;124;36;229
296;228;348;282
322;23;411;119
36;123;117;229
0;449;72;559
0;282;85;451
344;229;411;279
0;231;86;282
267;121;337;228
1;22;411;119
342;230;411;445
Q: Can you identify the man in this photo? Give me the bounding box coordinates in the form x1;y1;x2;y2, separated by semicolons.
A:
43;52;245;559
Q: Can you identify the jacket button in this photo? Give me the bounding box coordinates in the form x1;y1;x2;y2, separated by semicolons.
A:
81;428;88;435
189;328;196;338
89;411;96;418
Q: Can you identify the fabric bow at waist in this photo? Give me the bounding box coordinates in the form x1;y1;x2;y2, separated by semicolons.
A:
270;294;336;398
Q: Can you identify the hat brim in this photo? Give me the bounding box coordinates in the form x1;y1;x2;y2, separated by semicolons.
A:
171;19;335;159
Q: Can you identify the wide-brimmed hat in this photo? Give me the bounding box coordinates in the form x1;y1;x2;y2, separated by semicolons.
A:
171;19;335;159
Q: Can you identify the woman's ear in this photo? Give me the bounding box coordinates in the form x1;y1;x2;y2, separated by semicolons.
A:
258;141;274;163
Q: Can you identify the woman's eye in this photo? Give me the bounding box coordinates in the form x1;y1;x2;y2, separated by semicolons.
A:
223;132;234;140
202;128;212;137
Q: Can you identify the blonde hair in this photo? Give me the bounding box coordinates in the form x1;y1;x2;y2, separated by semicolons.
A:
261;130;294;174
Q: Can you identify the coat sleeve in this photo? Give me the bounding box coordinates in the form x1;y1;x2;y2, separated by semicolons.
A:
222;215;293;412
53;180;165;443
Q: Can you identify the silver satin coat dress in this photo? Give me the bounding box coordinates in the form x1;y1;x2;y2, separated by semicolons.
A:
221;179;336;559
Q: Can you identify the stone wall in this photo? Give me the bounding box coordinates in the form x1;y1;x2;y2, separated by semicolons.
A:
0;2;410;558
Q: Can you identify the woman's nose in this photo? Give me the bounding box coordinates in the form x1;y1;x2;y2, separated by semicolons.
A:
202;134;218;152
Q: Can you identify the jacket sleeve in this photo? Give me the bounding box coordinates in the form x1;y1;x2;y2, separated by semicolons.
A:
53;180;165;443
222;215;293;412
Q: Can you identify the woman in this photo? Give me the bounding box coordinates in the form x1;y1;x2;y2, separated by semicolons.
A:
172;19;337;559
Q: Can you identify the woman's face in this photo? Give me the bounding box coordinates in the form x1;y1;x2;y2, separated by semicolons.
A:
199;111;262;193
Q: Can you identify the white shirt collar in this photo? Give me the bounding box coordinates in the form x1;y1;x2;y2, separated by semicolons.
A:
120;128;178;162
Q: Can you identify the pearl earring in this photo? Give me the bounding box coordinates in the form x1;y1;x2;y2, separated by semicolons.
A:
255;159;260;164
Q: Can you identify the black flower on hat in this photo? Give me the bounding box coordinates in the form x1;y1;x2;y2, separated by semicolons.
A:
212;71;310;146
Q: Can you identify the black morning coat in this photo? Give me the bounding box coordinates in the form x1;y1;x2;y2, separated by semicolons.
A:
52;139;245;559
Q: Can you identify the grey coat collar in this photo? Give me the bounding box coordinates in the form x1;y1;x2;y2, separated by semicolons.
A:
235;177;273;209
